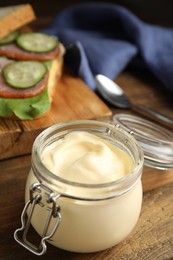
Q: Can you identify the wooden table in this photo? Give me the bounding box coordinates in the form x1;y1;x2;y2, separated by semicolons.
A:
1;6;173;260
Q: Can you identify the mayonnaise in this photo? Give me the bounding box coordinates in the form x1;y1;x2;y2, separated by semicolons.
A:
23;122;143;254
41;131;132;184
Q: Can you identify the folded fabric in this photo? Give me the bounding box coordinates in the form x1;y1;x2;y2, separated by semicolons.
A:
43;3;173;93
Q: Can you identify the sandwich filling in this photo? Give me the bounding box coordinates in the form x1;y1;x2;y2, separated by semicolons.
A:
0;32;63;120
0;43;60;61
0;59;49;98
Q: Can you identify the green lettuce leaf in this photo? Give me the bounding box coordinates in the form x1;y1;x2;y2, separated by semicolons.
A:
0;89;50;120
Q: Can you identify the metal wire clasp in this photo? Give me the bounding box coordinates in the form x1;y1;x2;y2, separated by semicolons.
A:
14;183;61;256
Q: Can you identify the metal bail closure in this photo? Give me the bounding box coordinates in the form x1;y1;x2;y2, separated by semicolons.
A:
14;183;61;256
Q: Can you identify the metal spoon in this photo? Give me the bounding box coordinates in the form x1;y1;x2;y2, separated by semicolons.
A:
95;74;173;130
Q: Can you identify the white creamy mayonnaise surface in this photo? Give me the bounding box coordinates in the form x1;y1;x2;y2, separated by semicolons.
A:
41;131;132;184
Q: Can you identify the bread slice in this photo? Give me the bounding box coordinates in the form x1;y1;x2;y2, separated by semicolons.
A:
0;4;36;38
48;43;65;102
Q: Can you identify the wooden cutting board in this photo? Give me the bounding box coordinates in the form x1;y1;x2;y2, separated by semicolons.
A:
0;70;112;160
142;166;173;192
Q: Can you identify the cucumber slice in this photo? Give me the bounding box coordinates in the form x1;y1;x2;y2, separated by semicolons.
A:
3;61;47;88
16;32;58;53
0;30;19;45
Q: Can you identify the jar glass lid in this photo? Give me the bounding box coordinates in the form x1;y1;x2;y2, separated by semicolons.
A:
112;114;173;170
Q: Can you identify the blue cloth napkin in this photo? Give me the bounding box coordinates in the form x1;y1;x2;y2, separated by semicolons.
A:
43;2;173;93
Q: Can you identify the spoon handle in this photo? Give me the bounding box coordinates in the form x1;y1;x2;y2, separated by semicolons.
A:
132;105;173;130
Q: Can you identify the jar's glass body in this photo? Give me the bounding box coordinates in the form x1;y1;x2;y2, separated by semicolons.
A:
25;120;144;253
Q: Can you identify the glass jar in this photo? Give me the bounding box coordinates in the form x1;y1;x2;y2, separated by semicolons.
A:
113;114;173;169
14;120;144;256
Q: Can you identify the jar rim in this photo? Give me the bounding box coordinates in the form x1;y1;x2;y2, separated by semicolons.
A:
32;120;144;199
